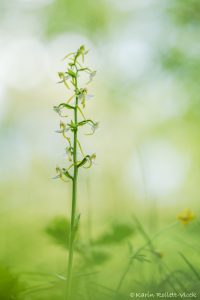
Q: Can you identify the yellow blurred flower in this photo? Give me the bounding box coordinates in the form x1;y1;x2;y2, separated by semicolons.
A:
177;208;195;225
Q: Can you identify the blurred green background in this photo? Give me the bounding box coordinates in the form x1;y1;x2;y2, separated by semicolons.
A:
0;0;200;299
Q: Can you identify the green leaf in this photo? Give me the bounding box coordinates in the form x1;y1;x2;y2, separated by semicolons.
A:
67;69;76;78
90;249;110;265
94;223;135;245
0;265;26;299
77;246;110;266
58;103;75;110
45;216;70;249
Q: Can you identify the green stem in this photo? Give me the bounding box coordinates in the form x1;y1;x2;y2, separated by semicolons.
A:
66;93;78;300
114;261;132;298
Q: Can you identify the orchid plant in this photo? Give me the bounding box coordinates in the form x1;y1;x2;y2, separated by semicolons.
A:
53;45;97;300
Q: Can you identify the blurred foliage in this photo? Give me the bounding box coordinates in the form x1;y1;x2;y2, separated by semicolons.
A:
159;0;200;134
43;0;118;38
0;1;6;19
45;216;70;249
45;216;110;266
0;265;25;300
94;223;135;245
169;0;200;26
45;217;134;267
162;0;200;82
161;48;186;73
161;45;200;85
77;246;110;266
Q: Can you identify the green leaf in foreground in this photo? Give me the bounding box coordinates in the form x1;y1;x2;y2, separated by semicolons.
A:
94;223;135;245
45;216;70;249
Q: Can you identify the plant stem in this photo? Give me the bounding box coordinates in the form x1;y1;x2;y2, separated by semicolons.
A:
55;46;96;299
66;93;78;300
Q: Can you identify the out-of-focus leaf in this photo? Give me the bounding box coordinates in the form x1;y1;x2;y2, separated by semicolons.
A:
169;0;200;26
67;69;76;78
90;249;110;265
45;216;70;249
43;0;115;38
77;246;110;266
94;223;135;245
161;48;186;71
0;265;25;300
